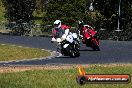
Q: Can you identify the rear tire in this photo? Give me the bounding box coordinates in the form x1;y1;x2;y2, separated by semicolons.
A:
91;40;100;51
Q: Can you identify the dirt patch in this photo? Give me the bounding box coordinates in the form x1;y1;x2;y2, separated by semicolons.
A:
0;63;132;73
0;64;88;73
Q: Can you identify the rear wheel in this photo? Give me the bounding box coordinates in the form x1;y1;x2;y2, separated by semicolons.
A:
91;40;100;51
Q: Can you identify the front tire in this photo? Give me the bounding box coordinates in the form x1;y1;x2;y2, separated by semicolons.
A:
64;45;76;57
75;49;80;57
69;49;76;58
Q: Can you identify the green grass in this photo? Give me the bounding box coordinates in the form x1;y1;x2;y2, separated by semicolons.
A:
0;65;132;88
0;44;50;61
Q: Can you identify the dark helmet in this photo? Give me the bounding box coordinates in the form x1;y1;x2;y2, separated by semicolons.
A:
78;20;84;28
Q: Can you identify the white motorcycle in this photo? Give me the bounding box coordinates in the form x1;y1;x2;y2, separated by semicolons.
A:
52;32;80;57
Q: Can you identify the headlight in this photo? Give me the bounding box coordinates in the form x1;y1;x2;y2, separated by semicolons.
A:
56;38;61;43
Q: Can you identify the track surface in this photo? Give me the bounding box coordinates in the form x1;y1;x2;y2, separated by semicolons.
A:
0;35;132;65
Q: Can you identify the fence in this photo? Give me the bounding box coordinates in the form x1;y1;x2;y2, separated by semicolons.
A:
0;21;53;37
0;21;132;41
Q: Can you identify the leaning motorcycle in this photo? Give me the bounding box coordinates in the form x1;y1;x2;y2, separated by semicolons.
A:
53;33;80;57
81;25;100;51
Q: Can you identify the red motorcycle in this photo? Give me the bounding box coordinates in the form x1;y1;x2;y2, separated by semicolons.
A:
81;25;100;51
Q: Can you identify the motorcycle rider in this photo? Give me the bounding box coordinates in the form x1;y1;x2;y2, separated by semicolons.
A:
51;20;70;42
51;20;80;47
78;20;84;38
78;20;97;44
51;20;80;56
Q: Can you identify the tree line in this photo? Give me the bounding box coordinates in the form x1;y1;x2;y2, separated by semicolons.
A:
1;0;132;40
1;0;132;28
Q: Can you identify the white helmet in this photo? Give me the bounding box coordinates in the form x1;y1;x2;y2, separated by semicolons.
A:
54;20;61;28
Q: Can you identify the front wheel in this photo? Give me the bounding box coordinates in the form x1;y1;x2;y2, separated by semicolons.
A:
69;49;76;58
74;48;80;57
64;45;76;57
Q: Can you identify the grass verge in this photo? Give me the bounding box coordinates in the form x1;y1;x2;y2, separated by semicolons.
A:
0;44;50;61
0;64;131;88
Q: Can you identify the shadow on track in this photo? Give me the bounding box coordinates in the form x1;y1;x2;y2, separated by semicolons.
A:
55;56;79;59
79;49;100;51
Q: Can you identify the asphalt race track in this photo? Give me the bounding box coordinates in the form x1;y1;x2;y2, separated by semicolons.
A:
0;35;132;65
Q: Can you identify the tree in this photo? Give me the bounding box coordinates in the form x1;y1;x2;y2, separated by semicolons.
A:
2;0;36;22
43;0;86;26
94;0;132;29
95;0;118;19
35;0;49;12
